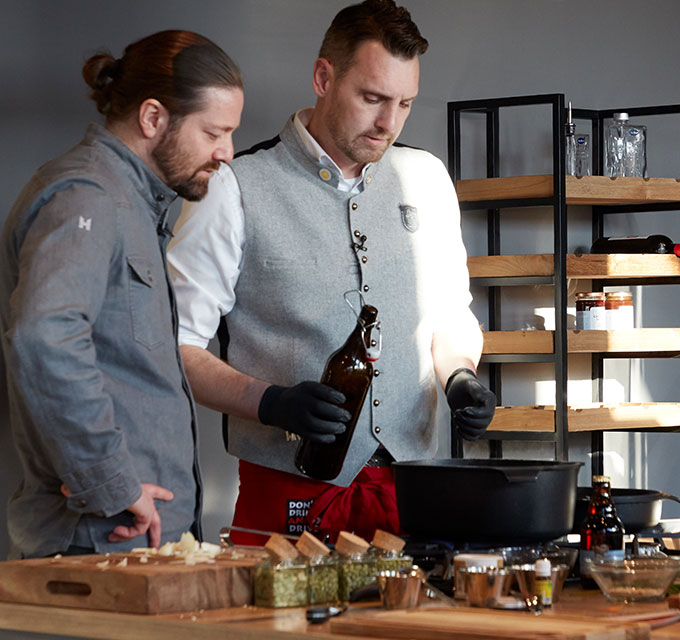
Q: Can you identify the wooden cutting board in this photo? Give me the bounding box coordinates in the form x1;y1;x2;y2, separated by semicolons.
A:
330;607;651;640
0;546;267;615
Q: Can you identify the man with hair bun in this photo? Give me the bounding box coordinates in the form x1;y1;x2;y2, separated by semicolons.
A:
169;0;495;545
0;30;243;558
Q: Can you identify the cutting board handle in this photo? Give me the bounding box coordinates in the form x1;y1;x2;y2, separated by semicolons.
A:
46;580;92;597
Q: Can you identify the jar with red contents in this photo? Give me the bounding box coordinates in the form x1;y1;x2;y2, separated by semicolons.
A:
576;292;606;330
605;292;634;330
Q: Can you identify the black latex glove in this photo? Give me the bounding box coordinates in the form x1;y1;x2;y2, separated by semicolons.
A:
258;381;351;443
445;368;497;441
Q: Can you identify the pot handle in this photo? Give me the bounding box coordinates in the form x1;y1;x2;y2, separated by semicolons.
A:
658;492;680;505
497;468;541;483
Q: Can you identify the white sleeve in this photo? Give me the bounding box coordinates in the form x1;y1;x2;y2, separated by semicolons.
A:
168;165;245;349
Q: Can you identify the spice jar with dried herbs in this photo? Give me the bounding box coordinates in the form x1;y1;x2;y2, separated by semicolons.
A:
254;533;308;608
295;530;339;605
336;531;377;602
369;529;413;573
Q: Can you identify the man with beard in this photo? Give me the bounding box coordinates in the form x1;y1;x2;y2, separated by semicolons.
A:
0;30;243;558
169;0;495;544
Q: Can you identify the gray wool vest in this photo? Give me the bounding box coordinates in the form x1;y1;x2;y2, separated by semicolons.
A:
225;116;456;487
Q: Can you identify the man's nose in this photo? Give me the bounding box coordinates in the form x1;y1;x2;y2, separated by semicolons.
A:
214;140;234;164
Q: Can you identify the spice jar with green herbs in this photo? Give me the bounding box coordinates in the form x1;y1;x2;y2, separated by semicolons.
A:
295;531;339;605
335;531;377;602
370;529;413;573
254;533;308;608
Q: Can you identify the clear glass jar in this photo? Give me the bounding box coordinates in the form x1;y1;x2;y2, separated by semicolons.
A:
371;548;413;574
605;292;634;330
337;551;377;602
307;554;339;605
576;292;606;330
253;557;308;608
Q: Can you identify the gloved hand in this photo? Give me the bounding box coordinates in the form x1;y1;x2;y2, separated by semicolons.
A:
258;381;351;443
445;368;496;441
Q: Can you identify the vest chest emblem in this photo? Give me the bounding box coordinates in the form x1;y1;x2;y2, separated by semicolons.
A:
399;204;419;233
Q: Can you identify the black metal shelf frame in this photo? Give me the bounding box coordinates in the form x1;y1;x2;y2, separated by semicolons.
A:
447;94;680;472
447;93;569;461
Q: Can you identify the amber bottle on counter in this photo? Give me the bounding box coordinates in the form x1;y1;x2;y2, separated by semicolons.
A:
295;304;380;481
579;475;625;589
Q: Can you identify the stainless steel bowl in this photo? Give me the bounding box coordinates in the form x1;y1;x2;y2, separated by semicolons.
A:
512;562;570;603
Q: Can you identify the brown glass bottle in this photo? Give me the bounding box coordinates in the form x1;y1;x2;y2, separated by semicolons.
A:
579;475;625;589
295;305;379;481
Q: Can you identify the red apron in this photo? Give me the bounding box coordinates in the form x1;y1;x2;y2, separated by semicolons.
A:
229;459;400;545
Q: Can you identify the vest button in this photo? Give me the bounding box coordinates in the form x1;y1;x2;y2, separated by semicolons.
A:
351;202;358;210
373;399;380;406
361;256;367;263
354;229;361;237
374;370;380;377
156;194;165;202
363;285;370;292
365;175;372;184
374;426;381;434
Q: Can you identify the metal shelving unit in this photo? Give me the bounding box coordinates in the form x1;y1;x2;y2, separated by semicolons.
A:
447;93;680;472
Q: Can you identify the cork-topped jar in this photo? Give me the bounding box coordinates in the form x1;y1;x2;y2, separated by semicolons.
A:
295;531;339;605
369;529;413;573
335;531;377;602
253;533;308;608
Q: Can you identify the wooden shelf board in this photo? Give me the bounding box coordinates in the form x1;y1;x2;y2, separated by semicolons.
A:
456;174;680;205
469;253;680;279
483;329;680;355
491;403;680;432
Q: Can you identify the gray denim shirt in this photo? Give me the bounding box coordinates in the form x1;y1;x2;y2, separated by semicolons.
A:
0;124;201;559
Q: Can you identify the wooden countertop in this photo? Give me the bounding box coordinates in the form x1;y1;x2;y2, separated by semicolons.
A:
2;586;680;640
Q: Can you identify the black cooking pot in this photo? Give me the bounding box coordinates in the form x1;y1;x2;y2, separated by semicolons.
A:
572;487;680;534
393;459;583;544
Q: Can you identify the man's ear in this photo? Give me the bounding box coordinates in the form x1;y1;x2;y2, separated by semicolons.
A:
137;98;169;140
311;58;334;99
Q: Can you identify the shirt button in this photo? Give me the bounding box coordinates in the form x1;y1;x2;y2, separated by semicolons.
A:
366;175;372;184
373;399;380;407
374;370;380;377
319;168;332;181
374;426;381;434
363;285;370;292
361;256;367;263
351;202;358;210
354;230;361;237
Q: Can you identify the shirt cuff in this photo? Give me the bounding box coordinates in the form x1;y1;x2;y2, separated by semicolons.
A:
63;449;142;517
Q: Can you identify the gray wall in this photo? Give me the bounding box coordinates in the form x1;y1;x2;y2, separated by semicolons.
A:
2;0;680;560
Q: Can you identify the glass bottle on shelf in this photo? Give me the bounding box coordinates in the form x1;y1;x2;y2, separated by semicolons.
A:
606;112;647;178
590;234;678;254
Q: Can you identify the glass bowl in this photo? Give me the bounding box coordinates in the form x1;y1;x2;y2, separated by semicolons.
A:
587;555;680;603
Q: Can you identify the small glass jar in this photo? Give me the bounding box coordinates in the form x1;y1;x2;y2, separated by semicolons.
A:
253;557;308;608
307;554;340;605
371;548;413;574
605;292;634;330
337;551;377;602
576;292;606;330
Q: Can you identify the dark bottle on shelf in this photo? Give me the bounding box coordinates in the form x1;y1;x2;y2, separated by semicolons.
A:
295;304;380;481
579;475;625;589
590;234;680;255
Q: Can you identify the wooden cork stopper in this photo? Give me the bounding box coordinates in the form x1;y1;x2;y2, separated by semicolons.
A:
295;531;330;558
264;533;299;561
371;529;406;553
335;531;370;556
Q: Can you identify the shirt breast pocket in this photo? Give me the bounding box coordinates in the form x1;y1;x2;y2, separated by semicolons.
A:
127;255;166;350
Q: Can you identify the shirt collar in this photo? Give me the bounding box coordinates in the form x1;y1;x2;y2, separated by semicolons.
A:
293;108;373;192
83;123;177;219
